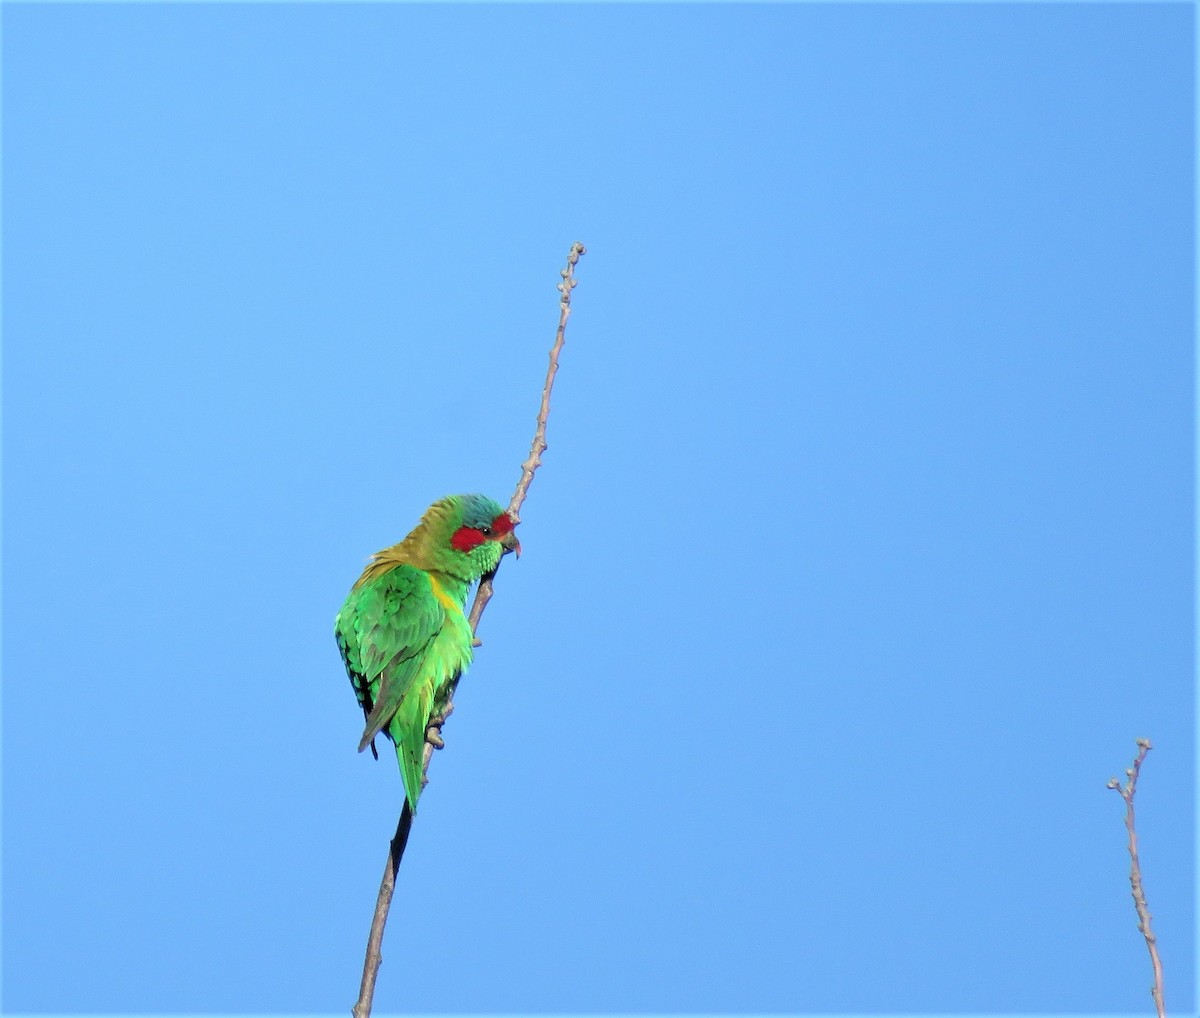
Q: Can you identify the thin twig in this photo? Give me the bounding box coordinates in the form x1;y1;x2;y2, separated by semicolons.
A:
466;240;586;633
1107;738;1166;1018
351;241;586;1018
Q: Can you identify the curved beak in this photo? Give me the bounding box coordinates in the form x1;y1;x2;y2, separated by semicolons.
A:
500;528;522;558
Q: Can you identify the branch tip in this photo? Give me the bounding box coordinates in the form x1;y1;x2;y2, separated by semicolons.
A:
1110;738;1165;1018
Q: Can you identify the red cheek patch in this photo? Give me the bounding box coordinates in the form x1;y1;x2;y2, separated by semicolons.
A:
451;526;487;552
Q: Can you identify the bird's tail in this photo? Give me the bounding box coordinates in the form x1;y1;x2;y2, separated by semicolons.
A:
391;685;435;816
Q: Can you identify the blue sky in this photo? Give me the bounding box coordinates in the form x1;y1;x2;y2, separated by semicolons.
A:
2;2;1194;1015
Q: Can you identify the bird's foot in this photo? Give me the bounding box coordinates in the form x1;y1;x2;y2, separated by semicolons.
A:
425;704;455;749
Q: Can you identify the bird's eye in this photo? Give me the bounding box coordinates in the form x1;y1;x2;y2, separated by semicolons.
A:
480;525;492;537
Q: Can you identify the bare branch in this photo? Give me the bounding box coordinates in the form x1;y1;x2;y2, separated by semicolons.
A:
1107;738;1166;1018
351;805;412;1018
466;239;586;635
352;241;586;1017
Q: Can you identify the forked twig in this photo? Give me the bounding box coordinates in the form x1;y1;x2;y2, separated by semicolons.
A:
351;241;586;1018
1107;738;1166;1018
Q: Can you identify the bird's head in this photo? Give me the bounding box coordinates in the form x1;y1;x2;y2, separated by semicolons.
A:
426;493;520;580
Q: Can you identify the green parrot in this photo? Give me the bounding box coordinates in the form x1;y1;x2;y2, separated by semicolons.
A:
335;493;520;814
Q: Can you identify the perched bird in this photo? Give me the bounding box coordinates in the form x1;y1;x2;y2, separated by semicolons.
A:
335;494;520;813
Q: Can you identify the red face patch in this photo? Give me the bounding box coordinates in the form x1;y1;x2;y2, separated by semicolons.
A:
450;526;487;552
450;512;516;553
489;513;515;537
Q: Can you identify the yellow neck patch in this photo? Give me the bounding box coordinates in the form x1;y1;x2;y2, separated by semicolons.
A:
427;574;463;615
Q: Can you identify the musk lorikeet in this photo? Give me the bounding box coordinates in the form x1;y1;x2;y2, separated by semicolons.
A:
335;494;520;814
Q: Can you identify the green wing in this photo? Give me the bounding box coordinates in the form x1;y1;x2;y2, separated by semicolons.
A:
335;564;446;809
